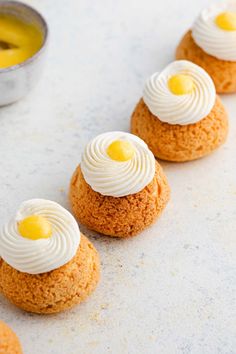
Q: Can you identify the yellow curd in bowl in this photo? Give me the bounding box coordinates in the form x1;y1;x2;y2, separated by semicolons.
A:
0;13;43;69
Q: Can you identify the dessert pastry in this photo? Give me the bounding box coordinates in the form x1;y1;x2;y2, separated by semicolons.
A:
0;321;23;354
131;60;228;162
176;2;236;93
69;131;170;238
0;199;100;314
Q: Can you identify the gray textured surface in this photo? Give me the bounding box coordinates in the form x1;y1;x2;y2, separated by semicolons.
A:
0;0;235;353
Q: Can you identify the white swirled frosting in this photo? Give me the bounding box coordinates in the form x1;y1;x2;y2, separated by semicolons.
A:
143;60;216;125
0;199;81;274
81;132;156;197
192;1;236;61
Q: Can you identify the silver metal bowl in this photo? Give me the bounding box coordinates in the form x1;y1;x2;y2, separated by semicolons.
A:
0;0;48;106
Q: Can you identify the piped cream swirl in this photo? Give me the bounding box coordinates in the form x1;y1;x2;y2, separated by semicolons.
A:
0;199;80;274
192;1;236;61
143;60;216;125
81;132;156;197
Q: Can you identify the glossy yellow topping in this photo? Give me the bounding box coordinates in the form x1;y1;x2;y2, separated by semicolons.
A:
168;74;194;95
215;12;236;31
18;215;52;240
107;140;135;162
0;14;43;69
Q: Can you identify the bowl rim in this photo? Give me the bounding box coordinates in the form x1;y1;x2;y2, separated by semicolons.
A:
0;0;49;73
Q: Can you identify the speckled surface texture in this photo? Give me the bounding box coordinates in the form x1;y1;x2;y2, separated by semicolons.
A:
0;0;235;353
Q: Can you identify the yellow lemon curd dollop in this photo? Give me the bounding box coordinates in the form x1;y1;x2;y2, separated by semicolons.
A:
0;14;43;69
107;140;135;162
168;74;194;95
215;12;236;31
18;215;52;240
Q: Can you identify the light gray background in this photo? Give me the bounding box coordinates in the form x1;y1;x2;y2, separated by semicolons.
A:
0;0;235;353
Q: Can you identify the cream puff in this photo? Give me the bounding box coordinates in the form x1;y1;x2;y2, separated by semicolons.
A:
0;321;23;354
176;1;236;93
131;60;228;162
69;131;170;237
0;199;100;314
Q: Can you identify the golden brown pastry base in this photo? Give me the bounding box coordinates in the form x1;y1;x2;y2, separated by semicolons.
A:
131;97;228;162
0;235;100;314
0;321;22;354
176;30;236;94
69;162;170;238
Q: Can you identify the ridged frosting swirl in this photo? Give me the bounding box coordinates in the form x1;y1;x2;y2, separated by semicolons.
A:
0;199;81;274
81;131;156;197
192;1;236;61
143;60;216;125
